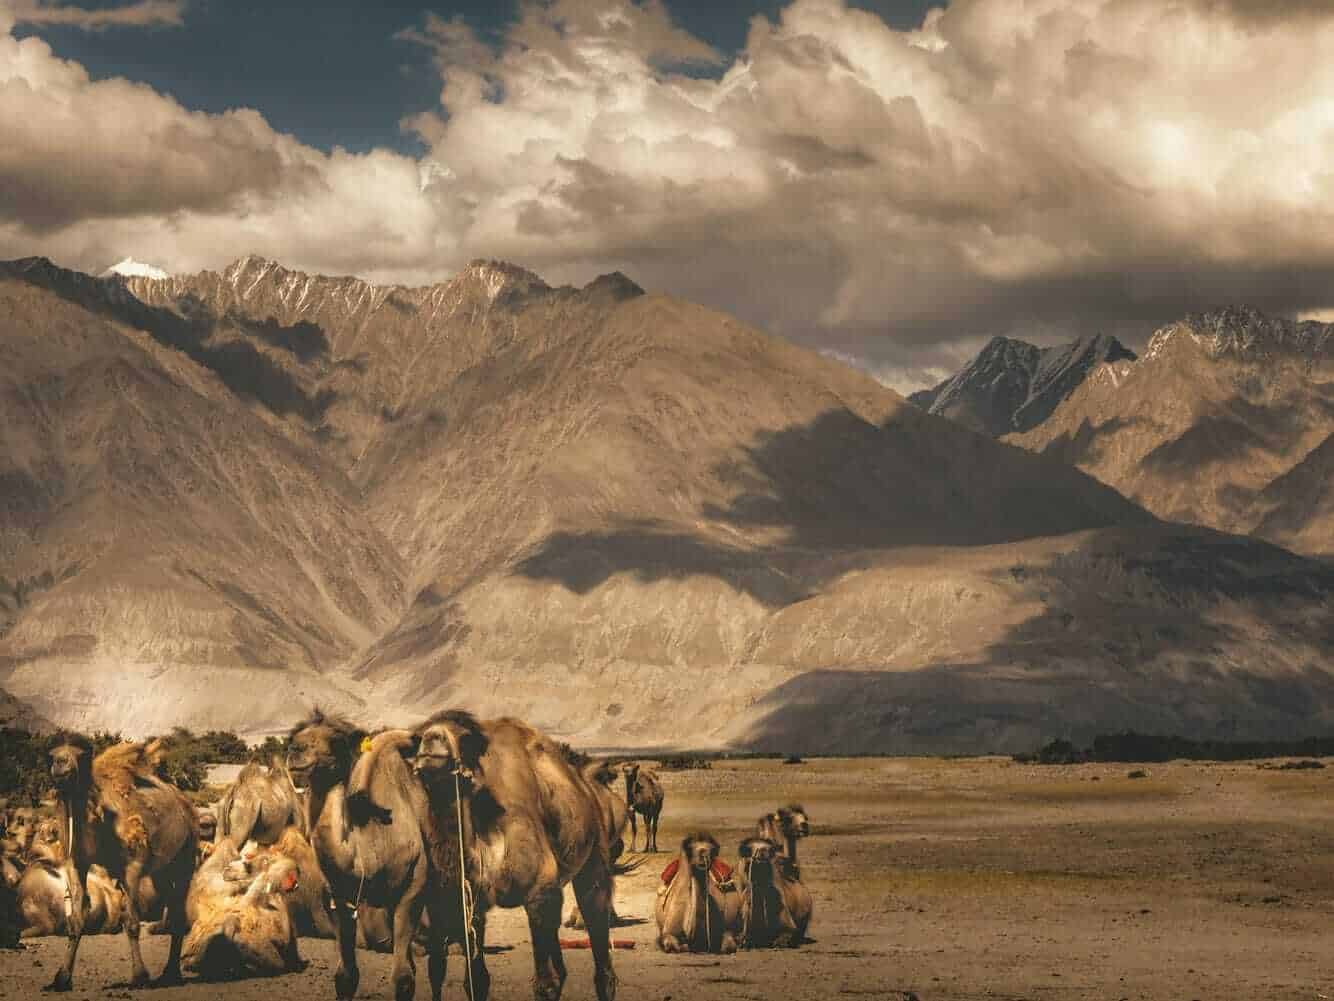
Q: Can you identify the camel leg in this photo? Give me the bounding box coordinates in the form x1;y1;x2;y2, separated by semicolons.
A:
389;890;424;1001
525;890;566;1001
626;812;637;853
152;862;190;987
45;864;86;992
463;910;491;1001
120;860;151;988
332;904;359;1000
648;810;660;853
425;916;447;1001
573;858;618;1001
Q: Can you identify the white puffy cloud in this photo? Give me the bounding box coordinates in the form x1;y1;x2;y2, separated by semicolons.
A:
6;0;1334;388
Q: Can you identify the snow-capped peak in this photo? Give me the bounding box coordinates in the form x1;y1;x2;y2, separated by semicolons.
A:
101;257;171;280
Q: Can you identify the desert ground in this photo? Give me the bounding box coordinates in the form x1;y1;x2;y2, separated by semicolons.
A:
2;756;1331;1001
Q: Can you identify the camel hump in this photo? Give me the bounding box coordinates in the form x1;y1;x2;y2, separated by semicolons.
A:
346;730;415;826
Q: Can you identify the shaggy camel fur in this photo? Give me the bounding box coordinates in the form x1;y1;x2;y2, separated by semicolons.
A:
621;763;664;853
47;735;198;991
756;805;812;871
655;832;739;954
218;759;306;847
565;760;630;930
182;854;303;979
227;829;337;940
734;837;810;948
409;711;618;1001
289;712;437;1001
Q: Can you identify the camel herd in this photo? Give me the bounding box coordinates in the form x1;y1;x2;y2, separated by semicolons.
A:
0;711;818;1000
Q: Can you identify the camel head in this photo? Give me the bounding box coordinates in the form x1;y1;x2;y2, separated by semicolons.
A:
0;807;33;859
777;804;811;840
196;808;218;844
411;710;489;796
48;732;93;793
738;837;780;886
30;817;65;864
286;709;365;792
680;832;721;877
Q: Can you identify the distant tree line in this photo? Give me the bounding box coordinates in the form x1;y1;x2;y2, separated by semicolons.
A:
0;727;287;805
1016;731;1334;765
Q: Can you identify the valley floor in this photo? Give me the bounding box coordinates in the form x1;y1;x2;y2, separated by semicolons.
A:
4;756;1332;1000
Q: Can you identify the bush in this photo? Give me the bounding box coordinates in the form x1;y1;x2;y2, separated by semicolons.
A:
659;755;712;771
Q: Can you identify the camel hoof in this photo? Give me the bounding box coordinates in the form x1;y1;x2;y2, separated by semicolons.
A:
595;967;618;1001
152;970;184;989
129;969;151;989
394;973;416;1001
720;934;738;955
334;968;359;1000
43;970;73;993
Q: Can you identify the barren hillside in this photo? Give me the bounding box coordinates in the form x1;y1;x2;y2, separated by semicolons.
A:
1;261;1330;750
1007;307;1334;557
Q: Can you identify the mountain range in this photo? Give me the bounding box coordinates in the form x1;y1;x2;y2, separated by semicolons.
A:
909;334;1137;436
0;258;1330;752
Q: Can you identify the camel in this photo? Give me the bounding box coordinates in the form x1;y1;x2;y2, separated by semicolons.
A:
733;836;811;948
4;806;39;860
225;829;337;940
182;852;303;979
45;734;198;991
565;760;630;930
218;758;306;847
0;820;19;949
15;818;127;938
621;763;664;853
288;711;436;1001
654;832;739;954
756;804;812;873
408;711;618;1001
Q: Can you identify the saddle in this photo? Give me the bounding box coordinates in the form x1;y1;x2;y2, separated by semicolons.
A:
659;857;732;887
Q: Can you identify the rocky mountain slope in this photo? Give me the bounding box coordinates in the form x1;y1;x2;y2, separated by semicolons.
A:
1008;307;1334;557
1;261;1330;751
910;334;1136;436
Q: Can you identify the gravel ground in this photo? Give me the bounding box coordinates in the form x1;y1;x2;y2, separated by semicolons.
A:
3;756;1332;1000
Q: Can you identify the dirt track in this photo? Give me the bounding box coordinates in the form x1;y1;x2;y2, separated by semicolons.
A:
3;757;1332;1000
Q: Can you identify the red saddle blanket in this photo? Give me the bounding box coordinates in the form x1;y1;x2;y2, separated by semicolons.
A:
660;858;732;885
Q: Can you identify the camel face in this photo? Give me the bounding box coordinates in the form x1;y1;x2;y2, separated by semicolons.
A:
49;743;87;791
412;714;486;792
30;819;64;864
286;725;341;791
2;808;36;858
684;835;719;873
781;806;811;839
196;809;217;843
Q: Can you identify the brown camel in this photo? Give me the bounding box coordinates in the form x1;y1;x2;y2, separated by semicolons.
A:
226;829;337;940
4;806;39;860
218;758;306;847
0;818;20;949
756;804;811;871
733;836;810;948
45;734;198;991
621;763;664;853
654;832;739;954
182;853;303;979
288;712;436;1001
565;760;630;930
408;711;618;1001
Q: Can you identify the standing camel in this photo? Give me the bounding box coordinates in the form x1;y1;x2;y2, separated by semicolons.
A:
217;758;306;847
407;711;618;1001
566;759;630;930
288;711;437;1001
45;734;197;991
621;763;664;853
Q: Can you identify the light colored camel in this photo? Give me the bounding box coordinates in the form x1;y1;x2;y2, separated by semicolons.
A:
655;832;739;954
733;836;811;948
288;712;436;1001
218;758;306;847
46;735;197;991
621;763;664;853
182;853;303;979
408;711;618;1001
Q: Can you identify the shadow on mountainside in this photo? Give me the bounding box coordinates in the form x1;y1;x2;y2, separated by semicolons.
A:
2;260;334;421
728;528;1334;755
516;407;1145;606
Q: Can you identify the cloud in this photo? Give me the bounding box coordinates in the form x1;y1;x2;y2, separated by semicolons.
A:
7;0;1334;391
9;0;184;30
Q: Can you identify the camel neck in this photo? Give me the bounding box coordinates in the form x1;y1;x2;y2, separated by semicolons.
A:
58;787;89;864
785;836;798;862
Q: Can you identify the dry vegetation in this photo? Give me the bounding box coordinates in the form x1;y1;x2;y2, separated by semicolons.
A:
4;755;1332;1000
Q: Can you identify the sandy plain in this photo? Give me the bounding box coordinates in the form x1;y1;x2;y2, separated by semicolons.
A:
2;756;1331;1001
